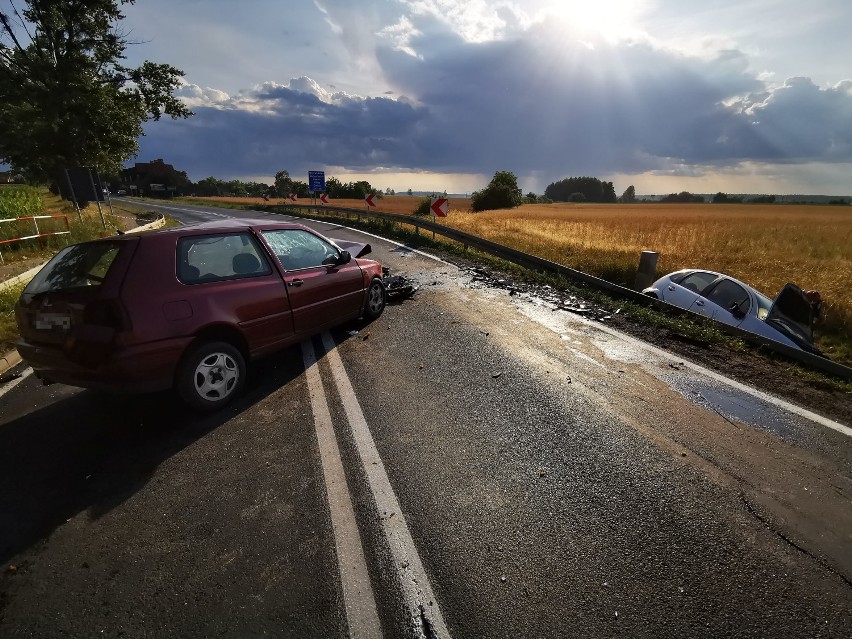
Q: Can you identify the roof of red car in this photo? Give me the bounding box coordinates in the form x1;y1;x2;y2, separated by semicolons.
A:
148;217;308;235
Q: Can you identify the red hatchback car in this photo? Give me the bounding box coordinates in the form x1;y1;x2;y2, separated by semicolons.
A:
15;219;386;410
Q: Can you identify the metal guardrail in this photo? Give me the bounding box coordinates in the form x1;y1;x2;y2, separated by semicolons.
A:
0;214;70;264
268;203;852;381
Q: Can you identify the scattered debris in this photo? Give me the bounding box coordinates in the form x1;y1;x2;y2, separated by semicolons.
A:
0;372;22;384
491;371;503;379
383;272;419;301
566;375;572;384
7;564;17;574
500;575;507;583
347;330;360;336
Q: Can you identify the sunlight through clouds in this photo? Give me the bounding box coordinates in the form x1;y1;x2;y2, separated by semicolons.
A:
120;0;852;195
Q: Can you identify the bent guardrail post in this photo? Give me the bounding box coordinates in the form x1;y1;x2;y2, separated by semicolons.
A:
266;203;852;381
635;250;659;291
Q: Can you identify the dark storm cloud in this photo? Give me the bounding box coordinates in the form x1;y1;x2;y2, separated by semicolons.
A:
137;23;852;180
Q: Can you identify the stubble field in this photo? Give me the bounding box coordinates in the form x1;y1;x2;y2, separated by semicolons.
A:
193;196;852;362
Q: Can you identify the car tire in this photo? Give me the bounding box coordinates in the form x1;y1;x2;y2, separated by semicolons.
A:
364;277;386;320
177;341;246;411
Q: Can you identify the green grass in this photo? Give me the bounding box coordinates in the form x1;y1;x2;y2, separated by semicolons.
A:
0;184;44;219
0;282;26;352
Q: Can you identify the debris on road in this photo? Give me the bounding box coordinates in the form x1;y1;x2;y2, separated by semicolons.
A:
382;269;419;301
0;372;22;384
491;371;503;379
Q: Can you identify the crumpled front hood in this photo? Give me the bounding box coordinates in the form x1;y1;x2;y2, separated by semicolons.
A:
767;283;814;345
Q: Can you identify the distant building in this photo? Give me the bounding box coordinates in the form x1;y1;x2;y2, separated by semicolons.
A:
0;171;14;183
122;159;191;198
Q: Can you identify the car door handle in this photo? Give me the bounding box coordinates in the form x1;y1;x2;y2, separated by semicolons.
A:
288;279;303;287
695;300;704;306
667;285;675;291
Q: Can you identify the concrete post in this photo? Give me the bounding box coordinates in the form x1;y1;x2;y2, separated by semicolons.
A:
634;250;659;290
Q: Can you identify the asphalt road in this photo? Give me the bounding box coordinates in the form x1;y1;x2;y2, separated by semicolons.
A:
1;199;850;637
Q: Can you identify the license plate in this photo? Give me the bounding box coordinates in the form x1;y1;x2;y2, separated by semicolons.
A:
34;312;71;330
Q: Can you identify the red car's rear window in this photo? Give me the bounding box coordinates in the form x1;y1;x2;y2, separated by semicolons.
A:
24;241;124;296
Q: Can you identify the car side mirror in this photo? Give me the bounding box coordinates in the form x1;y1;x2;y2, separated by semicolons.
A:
337;250;351;265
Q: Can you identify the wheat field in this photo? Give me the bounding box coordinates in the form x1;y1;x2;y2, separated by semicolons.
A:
445;202;852;359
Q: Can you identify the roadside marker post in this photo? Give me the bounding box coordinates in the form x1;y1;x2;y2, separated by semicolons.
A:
363;193;377;221
430;197;448;240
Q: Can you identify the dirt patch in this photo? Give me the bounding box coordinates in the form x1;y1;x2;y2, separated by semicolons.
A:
0;257;47;283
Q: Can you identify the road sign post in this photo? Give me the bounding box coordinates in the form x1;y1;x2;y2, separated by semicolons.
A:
309;171;325;207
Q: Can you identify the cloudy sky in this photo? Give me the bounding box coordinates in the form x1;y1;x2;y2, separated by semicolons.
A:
117;0;851;195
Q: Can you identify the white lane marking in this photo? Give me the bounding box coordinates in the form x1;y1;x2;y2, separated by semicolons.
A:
300;341;383;639
321;332;451;638
118;200;231;218
0;367;33;400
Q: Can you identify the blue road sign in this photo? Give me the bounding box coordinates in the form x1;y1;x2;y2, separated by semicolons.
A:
308;170;325;193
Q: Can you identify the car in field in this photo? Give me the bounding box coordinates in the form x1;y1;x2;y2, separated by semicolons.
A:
642;269;822;355
14;219;386;410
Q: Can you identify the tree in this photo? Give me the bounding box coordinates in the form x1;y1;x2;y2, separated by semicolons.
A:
620;185;636;203
712;192;743;204
748;194;776;204
544;177;617;203
0;0;192;185
471;170;523;212
273;170;293;196
195;176;224;197
661;191;705;203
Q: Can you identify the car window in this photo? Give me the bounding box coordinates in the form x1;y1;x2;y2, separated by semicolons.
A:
704;279;751;314
177;232;271;283
677;271;718;294
754;290;773;320
261;229;340;270
24;241;123;294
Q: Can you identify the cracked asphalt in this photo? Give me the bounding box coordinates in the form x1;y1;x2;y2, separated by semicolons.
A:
1;201;850;637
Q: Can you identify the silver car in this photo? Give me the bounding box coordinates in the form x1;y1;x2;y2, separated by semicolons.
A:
643;269;821;355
